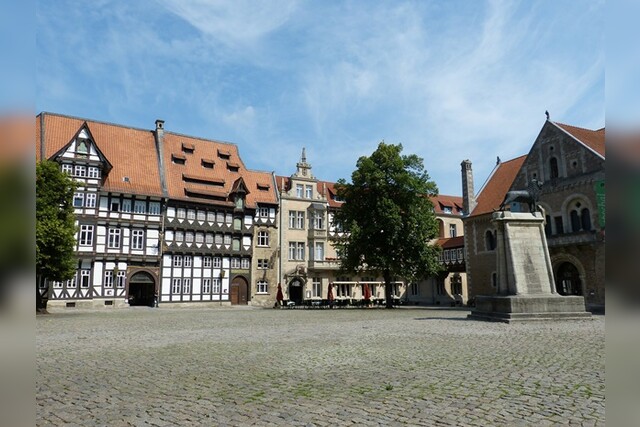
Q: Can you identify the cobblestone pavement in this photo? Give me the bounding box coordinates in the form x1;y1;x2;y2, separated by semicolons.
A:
36;307;604;426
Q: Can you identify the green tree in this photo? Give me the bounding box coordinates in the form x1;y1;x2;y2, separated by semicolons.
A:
334;142;441;308
36;160;77;311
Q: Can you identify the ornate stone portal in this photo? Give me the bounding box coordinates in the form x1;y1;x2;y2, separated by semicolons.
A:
468;211;591;322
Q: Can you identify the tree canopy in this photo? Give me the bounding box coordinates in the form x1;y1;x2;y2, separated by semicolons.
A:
334;142;441;307
36;160;77;306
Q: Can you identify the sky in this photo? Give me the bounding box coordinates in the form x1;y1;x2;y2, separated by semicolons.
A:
34;0;606;196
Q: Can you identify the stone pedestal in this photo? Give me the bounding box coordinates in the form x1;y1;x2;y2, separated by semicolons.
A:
468;211;591;323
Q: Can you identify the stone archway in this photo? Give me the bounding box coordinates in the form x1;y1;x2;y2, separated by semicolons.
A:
555;262;583;296
128;271;156;307
230;276;249;305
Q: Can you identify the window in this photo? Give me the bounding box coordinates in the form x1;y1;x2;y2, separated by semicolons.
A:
235;196;244;209
177;208;186;219
88;167;100;178
134;200;146;214
110;200;120;212
76;139;89;155
184;256;192;267
312;278;322;297
549;157;559;179
313;211;324;229
131;229;145;250
116;271;126;288
457;248;464;261
213;257;222;268
232;238;240;251
104;271;114;288
173;255;182;267
197;210;206;221
62;164;73;175
443;206;452;214
225;213;233;225
485;230;496;251
202;279;211;294
545;215;552;237
570;209;581;233
338;283;351;297
296;184;304;198
207;211;215;222
79;225;94;246
212;279;221;293
491;272;497;288
216;212;225;223
554;216;564;234
257;281;268;293
73;193;84;207
289;211;305;229
74;165;87;177
224;234;231;246
108;228;121;248
80;269;91;288
451;275;463;295
231;258;241;269
411;282;419;296
257;259;269;269
203;256;212;268
581;208;592;231
233;217;242;230
186;232;194;243
258;231;270;246
449;224;457;238
314;242;324;261
187;209;196;220
121;199;132;213
288;242;305;260
215;234;223;245
183;279;191;294
196;232;204;243
67;277;77;288
172;279;181;294
149;202;160;215
259;207;269;218
85;193;96;208
175;231;184;242
305;185;313;199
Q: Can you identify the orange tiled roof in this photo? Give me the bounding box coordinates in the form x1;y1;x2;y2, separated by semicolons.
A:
430;194;463;215
470;155;527;217
36;112;163;197
435;236;465;248
553;122;605;158
161;132;276;208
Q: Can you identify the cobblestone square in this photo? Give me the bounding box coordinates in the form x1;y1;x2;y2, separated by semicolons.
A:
37;307;604;426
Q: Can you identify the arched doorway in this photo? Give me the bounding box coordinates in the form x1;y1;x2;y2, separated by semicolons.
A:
288;277;304;305
555;262;583;296
230;276;248;305
128;271;156;307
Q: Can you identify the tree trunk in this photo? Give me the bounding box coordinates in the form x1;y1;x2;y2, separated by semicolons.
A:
36;275;49;313
384;269;393;309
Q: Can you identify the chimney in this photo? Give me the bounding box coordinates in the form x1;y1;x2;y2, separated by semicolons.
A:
154;119;168;197
461;159;476;216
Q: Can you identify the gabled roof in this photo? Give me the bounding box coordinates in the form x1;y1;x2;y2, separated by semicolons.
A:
430;194;463;215
470;155;527;217
36;112;163;197
275;176;344;208
553;122;605;158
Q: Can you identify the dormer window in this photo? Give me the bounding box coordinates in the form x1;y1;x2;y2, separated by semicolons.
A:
172;153;186;165
181;142;195;154
227;162;239;172
201;159;215;169
218;149;231;160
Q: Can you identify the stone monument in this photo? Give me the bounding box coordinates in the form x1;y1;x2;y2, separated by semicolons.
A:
468;210;591;322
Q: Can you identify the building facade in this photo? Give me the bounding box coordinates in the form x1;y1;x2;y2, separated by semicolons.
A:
462;119;605;311
37;113;279;308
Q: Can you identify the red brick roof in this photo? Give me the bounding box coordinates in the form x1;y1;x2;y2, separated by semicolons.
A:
554;122;605;158
36;113;163;197
435;236;465;248
470;155;527;217
36;113;277;206
430;194;463;215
